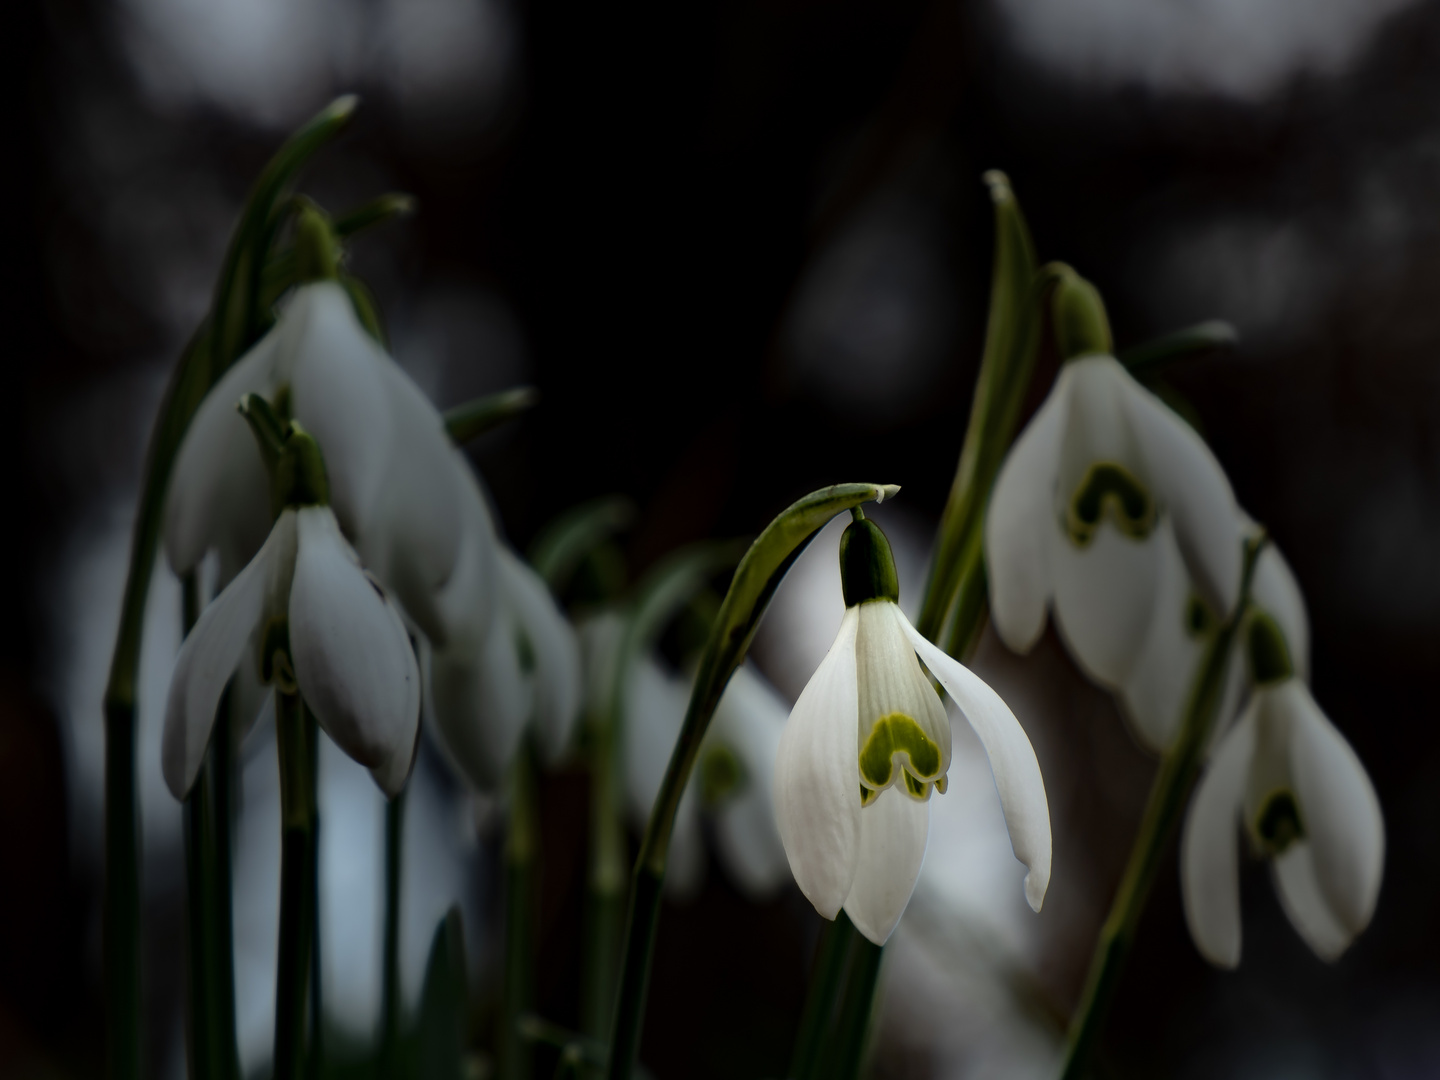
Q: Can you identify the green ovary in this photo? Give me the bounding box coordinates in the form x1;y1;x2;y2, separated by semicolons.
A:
1254;789;1305;856
1066;461;1155;546
859;712;944;800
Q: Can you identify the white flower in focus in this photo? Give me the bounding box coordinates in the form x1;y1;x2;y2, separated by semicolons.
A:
1119;523;1307;753
621;653;791;900
1181;612;1384;966
985;355;1243;691
164;503;421;799
775;517;1051;945
426;458;582;790
165;281;468;644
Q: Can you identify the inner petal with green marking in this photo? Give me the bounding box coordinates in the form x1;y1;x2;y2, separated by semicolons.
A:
1251;789;1305;856
1065;461;1156;547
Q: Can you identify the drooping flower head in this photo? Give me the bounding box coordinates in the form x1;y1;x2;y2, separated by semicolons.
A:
774;514;1051;944
164;397;421;798
1181;608;1384;967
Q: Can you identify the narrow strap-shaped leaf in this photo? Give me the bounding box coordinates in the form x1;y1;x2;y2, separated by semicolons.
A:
444;386;542;446
1119;319;1237;377
527;494;634;596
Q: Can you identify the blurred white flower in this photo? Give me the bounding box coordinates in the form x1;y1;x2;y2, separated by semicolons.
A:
1181;612;1384;966
165;280;469;646
775;519;1051;945
164;504;420;797
986;355;1243;692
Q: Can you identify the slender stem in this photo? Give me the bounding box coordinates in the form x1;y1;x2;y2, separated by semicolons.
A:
582;713;627;1039
1060;535;1267;1079
823;934;884;1080
789;913;860;1080
103;696;141;1080
502;744;540;1080
380;790;406;1075
274;692;319;1080
308;811;323;1080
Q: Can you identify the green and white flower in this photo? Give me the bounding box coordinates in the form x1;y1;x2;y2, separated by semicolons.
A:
164;501;421;799
1181;612;1384;966
775;518;1051;945
985;355;1243;691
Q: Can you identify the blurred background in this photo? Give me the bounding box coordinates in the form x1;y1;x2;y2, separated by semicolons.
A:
4;0;1440;1076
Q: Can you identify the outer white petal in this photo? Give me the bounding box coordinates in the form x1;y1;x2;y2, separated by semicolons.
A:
499;547;582;766
1050;520;1160;689
285;283;394;552
1117;517;1202;753
708;665;791;898
369;722;421;798
1251;543;1310;681
774;607;862;919
1284;682;1384;937
429;456;502;652
288;507;421;776
1180;709;1255;968
430;625;530;791
163;513;286;798
163;332;277;575
1272;843;1355;961
985;371;1067;653
842;785;930;945
1116;364;1243;617
902;620;1051;912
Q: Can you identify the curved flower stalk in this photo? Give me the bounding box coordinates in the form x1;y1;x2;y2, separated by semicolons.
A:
1182;613;1384;966
163;409;422;799
426;454;583;791
166;269;465;646
985;351;1244;692
1120;523;1308;754
622;654;791;899
776;515;1051;945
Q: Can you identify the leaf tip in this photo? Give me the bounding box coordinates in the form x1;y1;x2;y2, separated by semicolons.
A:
875;484;901;504
982;170;1013;205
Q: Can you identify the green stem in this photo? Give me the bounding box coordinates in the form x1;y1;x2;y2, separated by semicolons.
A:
582;713;627;1040
789;913;860;1080
274;692;319;1080
1060;534;1267;1079
604;483;898;1080
380;790;406;1076
502;744;540;1080
822;933;883;1080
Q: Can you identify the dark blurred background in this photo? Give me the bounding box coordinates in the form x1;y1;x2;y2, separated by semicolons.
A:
5;0;1440;1076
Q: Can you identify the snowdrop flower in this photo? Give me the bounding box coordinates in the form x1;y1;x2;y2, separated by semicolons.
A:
622;654;790;900
1120;522;1307;753
1181;610;1384;966
165;271;466;645
164;414;420;799
986;353;1243;691
426;455;582;790
775;515;1051;945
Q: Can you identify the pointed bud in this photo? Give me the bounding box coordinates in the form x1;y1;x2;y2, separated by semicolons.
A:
294;205;341;284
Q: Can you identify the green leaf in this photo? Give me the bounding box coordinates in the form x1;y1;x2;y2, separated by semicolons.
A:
916;171;1040;650
416;908;469;1080
443;386;541;447
259;194;416;311
1119;319;1237;376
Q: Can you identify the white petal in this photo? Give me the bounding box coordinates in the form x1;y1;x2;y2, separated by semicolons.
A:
774;607;862;919
842;785;930;945
855;602;951;784
162;513;287;798
708;665;791;898
1284;682;1384;937
430;624;531;790
1272;842;1355;962
1054;357;1146;508
1251;543;1310;681
1050;518;1161;689
1180;709;1255;968
1117;364;1243;617
429;455;502;653
285;283;395;552
985;371;1067;653
499;547;582;766
288;507;420;776
1118;517;1205;753
369;723;421;798
163;332;277;575
902;618;1052;912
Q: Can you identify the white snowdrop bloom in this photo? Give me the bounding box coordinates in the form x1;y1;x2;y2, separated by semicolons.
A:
621;654;791;900
775;517;1051;945
165;280;468;644
985;354;1244;691
164;500;421;800
1181;612;1384;967
427;456;582;790
1119;522;1307;753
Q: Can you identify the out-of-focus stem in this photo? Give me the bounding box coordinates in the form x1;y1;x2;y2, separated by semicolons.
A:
501;744;539;1080
380;790;406;1076
789;913;859;1080
582;712;627;1040
273;691;319;1080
